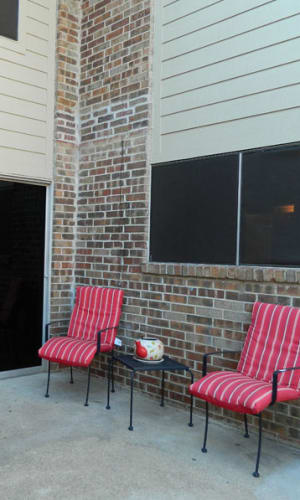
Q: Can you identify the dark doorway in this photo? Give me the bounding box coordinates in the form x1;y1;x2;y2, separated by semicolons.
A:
0;181;46;371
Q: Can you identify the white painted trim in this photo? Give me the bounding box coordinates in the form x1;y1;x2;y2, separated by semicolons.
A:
43;182;53;343
151;0;163;163
147;0;156;261
236;153;242;265
0;180;51;377
46;0;57;184
0;173;51;185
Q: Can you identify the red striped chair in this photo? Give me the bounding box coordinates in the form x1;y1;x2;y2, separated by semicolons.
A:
189;302;300;477
39;286;124;406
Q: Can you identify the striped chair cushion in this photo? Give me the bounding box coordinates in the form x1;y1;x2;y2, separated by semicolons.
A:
189;371;300;415
39;286;124;367
189;302;300;414
38;334;117;368
238;302;300;389
39;337;97;368
68;286;124;343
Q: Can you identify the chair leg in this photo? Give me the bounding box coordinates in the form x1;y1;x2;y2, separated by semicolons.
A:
111;350;115;393
45;361;51;398
253;413;262;478
202;401;209;453
188;372;194;427
106;357;112;410
70;366;74;384
84;366;91;407
244;414;250;438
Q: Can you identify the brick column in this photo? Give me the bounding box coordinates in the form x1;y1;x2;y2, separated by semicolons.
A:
52;0;81;321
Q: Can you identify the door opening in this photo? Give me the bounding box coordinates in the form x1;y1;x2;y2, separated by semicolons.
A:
0;181;46;372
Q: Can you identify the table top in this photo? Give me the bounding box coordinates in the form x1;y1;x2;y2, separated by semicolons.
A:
114;353;191;372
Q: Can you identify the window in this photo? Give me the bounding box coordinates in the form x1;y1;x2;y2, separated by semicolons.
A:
150;155;238;264
240;148;300;266
0;0;19;41
150;145;300;267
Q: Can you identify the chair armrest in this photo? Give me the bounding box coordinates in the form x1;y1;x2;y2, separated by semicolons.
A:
271;365;300;405
96;326;118;353
202;350;242;376
45;319;69;342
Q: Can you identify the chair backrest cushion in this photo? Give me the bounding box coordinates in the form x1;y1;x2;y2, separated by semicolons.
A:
238;302;300;389
67;286;124;345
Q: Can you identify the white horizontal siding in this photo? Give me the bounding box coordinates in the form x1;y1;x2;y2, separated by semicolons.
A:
163;0;224;24
0;111;46;138
0;46;48;72
162;37;300;97
162;16;300;79
0;76;46;104
162;84;300;134
27;1;50;25
0;149;49;182
163;1;300;60
0;0;56;182
162;0;273;41
0;94;46;121
160;108;300;161
152;0;300;163
161;60;300;116
0;59;47;88
30;0;50;9
163;0;225;25
26;18;49;42
0;130;45;154
26;34;48;57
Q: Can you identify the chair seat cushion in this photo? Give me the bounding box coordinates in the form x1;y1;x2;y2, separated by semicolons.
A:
38;336;113;368
189;371;300;414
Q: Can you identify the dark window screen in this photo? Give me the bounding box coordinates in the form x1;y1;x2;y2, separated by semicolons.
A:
240;147;300;266
150;155;239;264
0;0;19;40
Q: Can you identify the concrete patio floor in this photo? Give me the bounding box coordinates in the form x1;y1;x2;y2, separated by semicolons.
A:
0;371;300;500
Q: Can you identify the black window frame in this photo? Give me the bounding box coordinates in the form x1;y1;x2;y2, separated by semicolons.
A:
150;143;300;268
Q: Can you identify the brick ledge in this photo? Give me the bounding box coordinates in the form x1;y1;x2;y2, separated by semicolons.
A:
141;263;300;284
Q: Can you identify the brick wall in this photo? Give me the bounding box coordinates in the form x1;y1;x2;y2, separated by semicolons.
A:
76;0;151;380
140;263;300;443
53;0;300;446
52;0;81;321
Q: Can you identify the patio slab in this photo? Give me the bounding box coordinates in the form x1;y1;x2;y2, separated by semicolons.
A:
0;371;299;500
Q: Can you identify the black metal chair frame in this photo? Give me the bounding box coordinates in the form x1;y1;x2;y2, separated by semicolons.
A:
200;350;300;477
44;320;117;406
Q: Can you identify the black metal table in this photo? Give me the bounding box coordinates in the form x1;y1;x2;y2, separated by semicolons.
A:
106;354;194;431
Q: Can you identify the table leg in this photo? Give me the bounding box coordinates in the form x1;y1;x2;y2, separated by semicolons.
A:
160;370;165;407
106;358;111;410
188;371;194;427
128;370;135;431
